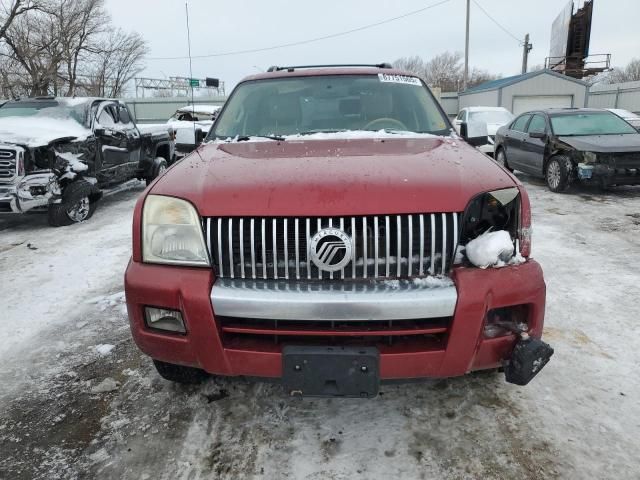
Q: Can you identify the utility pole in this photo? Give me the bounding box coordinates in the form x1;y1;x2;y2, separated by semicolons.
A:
463;0;470;91
521;33;533;74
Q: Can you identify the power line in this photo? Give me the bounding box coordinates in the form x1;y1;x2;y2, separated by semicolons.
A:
472;0;524;45
148;0;452;61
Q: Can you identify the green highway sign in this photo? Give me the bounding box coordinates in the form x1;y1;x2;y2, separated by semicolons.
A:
189;79;199;87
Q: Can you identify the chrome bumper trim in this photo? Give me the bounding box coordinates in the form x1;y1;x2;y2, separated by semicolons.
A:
211;278;458;321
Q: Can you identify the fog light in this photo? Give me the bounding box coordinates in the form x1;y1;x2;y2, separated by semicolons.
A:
144;307;186;333
484;306;528;338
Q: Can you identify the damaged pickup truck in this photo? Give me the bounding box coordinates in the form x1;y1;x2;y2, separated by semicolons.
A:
0;97;173;226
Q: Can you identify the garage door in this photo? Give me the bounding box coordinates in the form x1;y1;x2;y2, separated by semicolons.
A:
512;95;573;115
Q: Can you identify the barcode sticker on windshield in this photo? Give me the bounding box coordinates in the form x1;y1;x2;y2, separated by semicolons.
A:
378;73;421;86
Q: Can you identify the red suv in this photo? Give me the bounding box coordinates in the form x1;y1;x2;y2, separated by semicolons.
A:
125;64;552;397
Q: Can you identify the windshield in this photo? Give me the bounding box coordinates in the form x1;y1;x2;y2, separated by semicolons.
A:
0;100;88;126
550;112;637;136
210;74;450;139
469;110;514;124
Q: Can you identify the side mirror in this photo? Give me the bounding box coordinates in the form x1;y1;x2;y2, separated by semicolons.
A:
94;127;105;137
529;131;547;139
460;120;489;147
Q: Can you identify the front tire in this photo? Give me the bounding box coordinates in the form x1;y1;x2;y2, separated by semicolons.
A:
48;180;99;227
153;360;208;384
545;156;573;193
146;158;168;186
495;148;513;172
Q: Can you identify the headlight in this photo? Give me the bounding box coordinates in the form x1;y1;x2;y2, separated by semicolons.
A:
142;195;209;266
461;187;520;244
583;151;597;163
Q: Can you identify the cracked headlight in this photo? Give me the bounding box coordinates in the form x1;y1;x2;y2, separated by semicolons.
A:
582;151;597;164
142;195;209;266
461;187;520;244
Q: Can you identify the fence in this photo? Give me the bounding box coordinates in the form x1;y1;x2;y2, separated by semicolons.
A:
587;80;640;113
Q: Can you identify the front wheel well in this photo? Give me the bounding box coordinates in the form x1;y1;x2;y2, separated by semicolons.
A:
154;143;171;162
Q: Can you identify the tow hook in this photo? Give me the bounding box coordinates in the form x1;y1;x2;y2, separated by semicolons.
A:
504;333;554;386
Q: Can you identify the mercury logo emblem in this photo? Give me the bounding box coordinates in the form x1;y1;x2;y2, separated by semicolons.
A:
310;228;353;272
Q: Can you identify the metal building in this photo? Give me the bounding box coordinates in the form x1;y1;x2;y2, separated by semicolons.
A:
458;69;588;115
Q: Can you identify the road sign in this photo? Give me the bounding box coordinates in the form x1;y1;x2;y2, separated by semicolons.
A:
189;79;199;87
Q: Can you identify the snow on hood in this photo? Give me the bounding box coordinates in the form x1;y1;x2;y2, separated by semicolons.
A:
215;130;442;143
0;117;91;147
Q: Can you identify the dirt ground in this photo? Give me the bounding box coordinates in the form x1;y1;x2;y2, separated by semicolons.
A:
1;177;639;480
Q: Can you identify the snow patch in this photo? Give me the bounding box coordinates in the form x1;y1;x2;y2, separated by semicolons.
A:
465;230;516;269
95;344;115;356
217;129;443;143
0;117;91;146
90;378;119;393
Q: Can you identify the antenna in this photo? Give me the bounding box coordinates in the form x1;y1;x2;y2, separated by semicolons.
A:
185;1;196;145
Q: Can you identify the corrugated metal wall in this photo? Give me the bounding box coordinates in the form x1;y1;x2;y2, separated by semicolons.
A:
458;89;499;111
501;74;587;111
588;81;640;113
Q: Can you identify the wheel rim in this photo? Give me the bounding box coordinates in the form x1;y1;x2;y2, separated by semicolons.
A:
497;150;506;167
158;164;167;176
547;161;561;189
66;197;90;222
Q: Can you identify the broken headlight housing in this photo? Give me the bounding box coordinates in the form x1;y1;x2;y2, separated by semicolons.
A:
460;187;521;247
142;195;209;266
582;151;598;164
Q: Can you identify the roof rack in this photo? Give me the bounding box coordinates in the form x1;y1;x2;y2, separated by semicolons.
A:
266;63;393;72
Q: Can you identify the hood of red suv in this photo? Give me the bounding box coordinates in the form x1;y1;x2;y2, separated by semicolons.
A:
151;136;517;216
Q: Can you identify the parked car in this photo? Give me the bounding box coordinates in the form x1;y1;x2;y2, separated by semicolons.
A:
125;64;553;396
494;108;640;192
454;106;514;156
167;104;221;157
0;97;173;226
607;108;640;130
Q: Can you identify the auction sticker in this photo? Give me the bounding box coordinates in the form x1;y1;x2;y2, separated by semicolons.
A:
378;73;421;85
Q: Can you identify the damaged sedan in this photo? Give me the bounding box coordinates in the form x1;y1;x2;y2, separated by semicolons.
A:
494;108;640;192
0;97;173;226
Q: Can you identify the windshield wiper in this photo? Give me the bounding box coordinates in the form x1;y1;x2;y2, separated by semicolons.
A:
236;134;285;142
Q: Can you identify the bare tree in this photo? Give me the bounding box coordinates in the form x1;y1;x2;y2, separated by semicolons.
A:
0;0;147;97
394;52;502;92
393;56;427;79
606;58;640;84
0;0;39;41
84;30;148;97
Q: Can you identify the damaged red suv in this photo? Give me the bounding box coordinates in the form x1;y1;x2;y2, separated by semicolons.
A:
125;64;553;396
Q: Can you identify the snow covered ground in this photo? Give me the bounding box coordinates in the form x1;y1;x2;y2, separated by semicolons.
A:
1;176;639;479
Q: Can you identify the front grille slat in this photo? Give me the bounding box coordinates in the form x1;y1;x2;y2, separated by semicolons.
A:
206;213;460;280
0;148;18;181
430;214;436;275
250;218;256;279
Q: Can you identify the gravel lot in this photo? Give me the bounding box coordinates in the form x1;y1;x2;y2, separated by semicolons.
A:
1;176;639;480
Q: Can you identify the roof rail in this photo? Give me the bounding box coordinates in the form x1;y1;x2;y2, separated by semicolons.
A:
266;63;393;72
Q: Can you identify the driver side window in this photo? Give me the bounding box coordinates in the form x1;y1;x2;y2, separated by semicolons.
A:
511;114;531;132
98;107;116;127
527;114;547;134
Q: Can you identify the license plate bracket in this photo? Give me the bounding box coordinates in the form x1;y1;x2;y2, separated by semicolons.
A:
282;346;379;398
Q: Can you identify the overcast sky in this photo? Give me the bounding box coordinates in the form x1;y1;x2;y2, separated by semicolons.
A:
104;0;640;91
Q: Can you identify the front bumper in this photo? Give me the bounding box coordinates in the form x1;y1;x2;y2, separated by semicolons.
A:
578;163;640;186
125;260;546;380
0;173;59;214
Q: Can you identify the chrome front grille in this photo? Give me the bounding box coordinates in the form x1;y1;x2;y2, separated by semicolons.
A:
204;213;460;280
0;148;18;182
